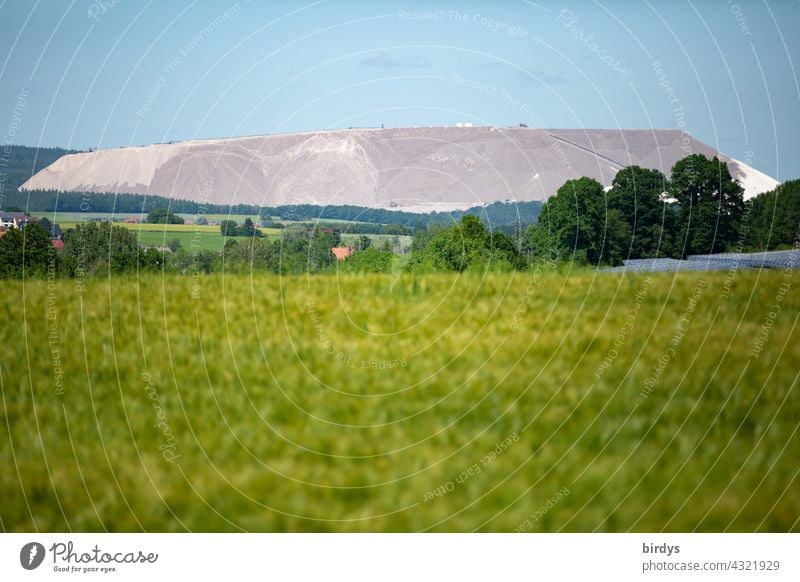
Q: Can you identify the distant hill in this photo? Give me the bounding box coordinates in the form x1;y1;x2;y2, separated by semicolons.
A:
19;127;780;210
1;145;77;204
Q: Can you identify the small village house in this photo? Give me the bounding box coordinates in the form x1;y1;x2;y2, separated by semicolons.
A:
331;246;353;261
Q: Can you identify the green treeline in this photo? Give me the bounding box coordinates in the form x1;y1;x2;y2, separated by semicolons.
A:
524;155;763;266
220;218;263;237
5;189;263;216
260;200;542;229
0;221;348;278
744;180;800;250
401;154;798;271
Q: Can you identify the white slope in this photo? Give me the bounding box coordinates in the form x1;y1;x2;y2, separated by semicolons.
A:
726;157;780;200
20;127;781;210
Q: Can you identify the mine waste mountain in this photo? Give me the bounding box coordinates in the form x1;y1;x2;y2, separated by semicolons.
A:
21;126;779;211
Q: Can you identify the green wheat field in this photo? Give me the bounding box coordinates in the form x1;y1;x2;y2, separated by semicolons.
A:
1;269;798;532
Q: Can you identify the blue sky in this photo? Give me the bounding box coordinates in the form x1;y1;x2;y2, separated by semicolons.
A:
1;0;798;180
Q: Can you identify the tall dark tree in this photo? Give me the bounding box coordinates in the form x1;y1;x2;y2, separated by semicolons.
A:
745;179;800;250
458;214;488;243
607;166;674;258
240;217;257;237
0;223;52;278
603;209;634;266
536;177;607;264
220;220;239;237
669;155;745;256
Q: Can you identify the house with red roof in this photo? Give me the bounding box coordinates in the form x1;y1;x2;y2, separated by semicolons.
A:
331;246;353;261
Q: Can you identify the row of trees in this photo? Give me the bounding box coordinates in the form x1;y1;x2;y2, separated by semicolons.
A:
219;218;263;238
220;229;399;274
525;154;747;266
0;222;160;278
407;155;798;270
261;200;542;229
216;225;354;274
0;221;361;278
7;189;262;216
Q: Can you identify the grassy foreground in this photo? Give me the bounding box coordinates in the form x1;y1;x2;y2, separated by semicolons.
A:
1;269;798;532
